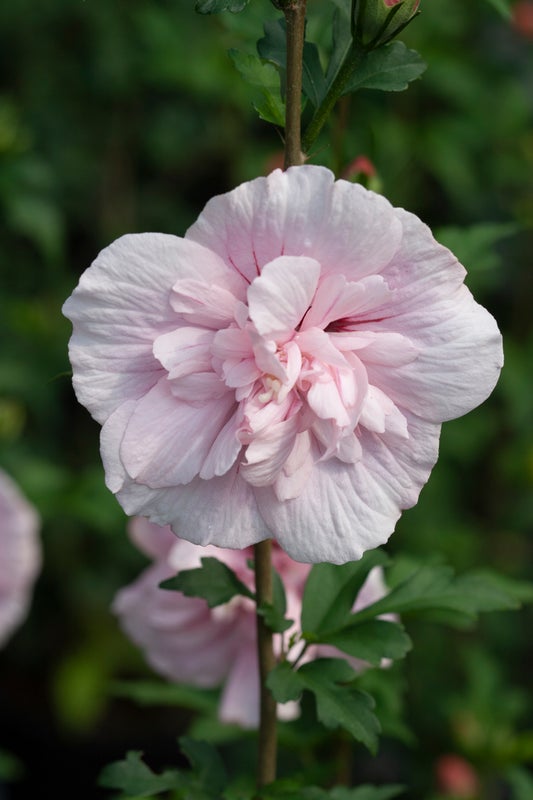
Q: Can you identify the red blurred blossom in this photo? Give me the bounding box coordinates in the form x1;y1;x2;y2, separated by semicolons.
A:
435;754;480;798
513;1;533;38
341;155;378;181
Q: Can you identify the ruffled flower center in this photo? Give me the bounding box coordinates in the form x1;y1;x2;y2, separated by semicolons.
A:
154;254;417;500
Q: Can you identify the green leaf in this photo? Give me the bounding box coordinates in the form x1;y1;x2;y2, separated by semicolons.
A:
435;222;518;280
257;19;327;108
179;736;228;796
344;42;426;94
319;620;412;666
260;784;405;800
326;2;352;87
350;563;522;626
301;549;389;638
229;49;285;126
327;786;405;800
297;659;381;752
195;0;249;14
160;556;254;608
483;0;513;19
111;680;218;713
99;751;183;797
258;568;293;633
267;661;304;704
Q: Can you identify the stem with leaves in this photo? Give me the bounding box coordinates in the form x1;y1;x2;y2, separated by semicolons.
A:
254;4;308;788
254;538;277;789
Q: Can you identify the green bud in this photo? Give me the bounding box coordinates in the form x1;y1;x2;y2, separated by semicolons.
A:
355;0;420;48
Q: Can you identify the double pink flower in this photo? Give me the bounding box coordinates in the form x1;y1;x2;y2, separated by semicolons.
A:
63;166;502;564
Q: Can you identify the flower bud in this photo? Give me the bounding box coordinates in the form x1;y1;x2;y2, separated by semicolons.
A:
356;0;420;48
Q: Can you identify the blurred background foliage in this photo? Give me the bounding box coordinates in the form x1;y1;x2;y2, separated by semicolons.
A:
0;0;532;798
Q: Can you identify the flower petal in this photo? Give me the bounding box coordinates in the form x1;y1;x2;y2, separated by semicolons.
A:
63;234;238;424
254;412;441;563
119;379;237;487
186;166;402;283
247;255;321;339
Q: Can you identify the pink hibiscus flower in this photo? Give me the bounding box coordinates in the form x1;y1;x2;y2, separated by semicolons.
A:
113;518;390;729
63;166;502;563
0;469;41;647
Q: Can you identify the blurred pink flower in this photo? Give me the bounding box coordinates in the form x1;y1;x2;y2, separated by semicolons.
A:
63;166;502;564
113;518;390;728
435;753;480;798
0;469;41;647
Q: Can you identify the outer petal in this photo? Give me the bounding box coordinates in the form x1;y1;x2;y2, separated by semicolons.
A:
254;413;441;563
364;285;503;422
112;472;270;552
353;208;504;421
186;166;402;282
62;234;242;424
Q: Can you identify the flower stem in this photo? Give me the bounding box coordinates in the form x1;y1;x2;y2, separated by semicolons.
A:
254;539;277;789
282;0;307;169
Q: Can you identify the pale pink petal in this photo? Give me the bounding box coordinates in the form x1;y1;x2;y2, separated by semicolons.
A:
303;275;392;330
241;415;301;487
168;372;229;403
212;327;253;361
365;286;503;422
186;166;402;283
274;431;314;501
219;644;260;729
255;413;441;563
128;517;178;560
170;280;241;329
63;234;232;424
0;470;41;647
111;464;270;550
247;255;321;339
119;379;237;487
153;327;214;378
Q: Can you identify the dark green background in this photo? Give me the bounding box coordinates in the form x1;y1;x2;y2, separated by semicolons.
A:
0;1;532;797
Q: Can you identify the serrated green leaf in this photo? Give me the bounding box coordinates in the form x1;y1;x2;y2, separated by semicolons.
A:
344;42;426;94
320;620;412;666
99;751;183;797
180;736;228;795
229;49;285;126
350;564;522;626
195;0;249;14
297;659;381;752
257;19;327;108
267;661;304;704
161;556;253;608
301;549;389;638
